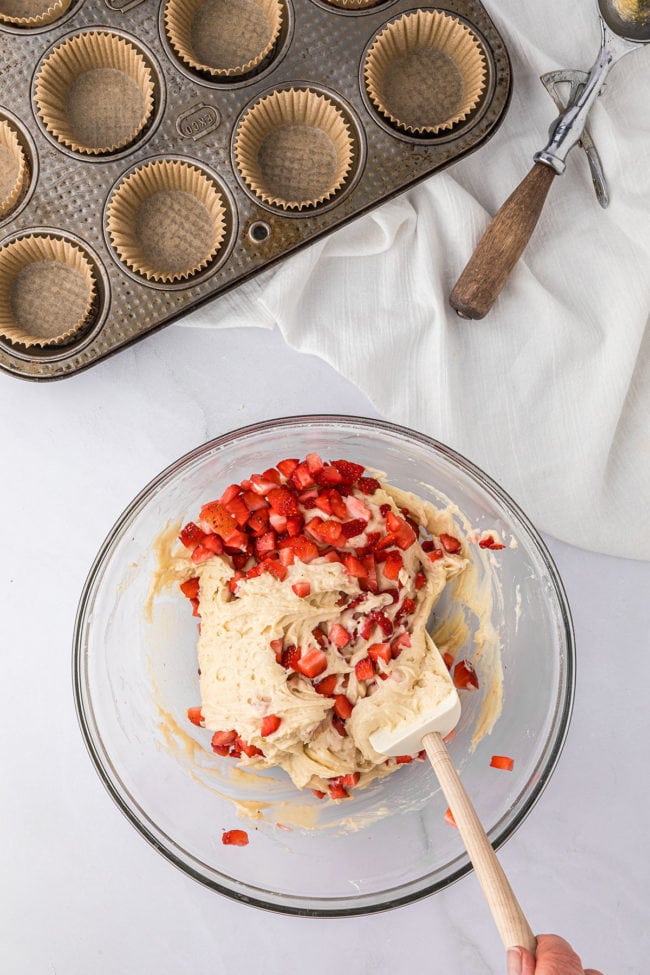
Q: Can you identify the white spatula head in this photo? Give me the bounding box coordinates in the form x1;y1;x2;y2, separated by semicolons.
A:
370;687;462;757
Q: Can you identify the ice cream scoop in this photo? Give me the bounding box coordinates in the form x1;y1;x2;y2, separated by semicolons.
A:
370;663;536;955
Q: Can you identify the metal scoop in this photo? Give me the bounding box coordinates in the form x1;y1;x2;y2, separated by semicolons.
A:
370;656;536;955
450;0;650;319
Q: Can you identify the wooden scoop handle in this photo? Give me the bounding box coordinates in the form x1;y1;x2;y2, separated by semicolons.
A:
449;162;556;320
423;731;537;954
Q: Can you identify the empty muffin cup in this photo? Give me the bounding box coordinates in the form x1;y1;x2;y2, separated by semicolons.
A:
164;0;283;78
364;10;487;134
234;87;354;211
34;31;155;155
0;235;96;348
106;159;227;283
0;120;27;218
0;0;72;27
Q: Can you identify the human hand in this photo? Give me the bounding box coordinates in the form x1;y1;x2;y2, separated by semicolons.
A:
507;935;604;975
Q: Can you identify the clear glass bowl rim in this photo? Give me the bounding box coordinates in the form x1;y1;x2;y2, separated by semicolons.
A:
72;414;575;917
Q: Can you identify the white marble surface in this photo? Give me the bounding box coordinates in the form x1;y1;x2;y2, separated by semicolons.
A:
1;324;648;975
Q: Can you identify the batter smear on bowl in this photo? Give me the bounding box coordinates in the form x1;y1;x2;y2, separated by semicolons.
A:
171;455;476;800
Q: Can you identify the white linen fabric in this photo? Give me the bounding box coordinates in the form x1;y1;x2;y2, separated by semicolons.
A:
181;0;650;560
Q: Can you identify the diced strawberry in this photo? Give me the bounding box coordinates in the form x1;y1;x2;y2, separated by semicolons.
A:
180;577;200;599
238;737;263;758
229;570;244;595
261;468;282;485
266;486;300;516
187;706;203;726
291;536;320;563
371;610;393;636
323;550;343;563
345;495;371;522
354;658;374;681
211;730;237;748
318;520;343;545
220;484;241;504
224;529;249;552
357;476;380;494
243;490;269;512
339;771;360;788
391;633;411;658
305;452;323;474
270;638;283;661
442;652;454;670
247;508;269;536
327;490;348;520
200;501;238;539
290;463;315;490
415;571;427;590
202;533;224;554
332;714;347;737
277;458;300;477
397;597;416;619
440;533;462;554
385;511;417;550
281;644;301;670
179;521;206;549
427;549;444;563
268;512;288;532
444;807;457;829
266;560;288;582
344;554;367;578
328;782;349;800
297;486;319;505
261;714;282;736
341;518;367;539
453;659;479;690
191;544;214;564
250;473;278;495
329;624;351;649
190;597;201;617
422;540;434;552
314;493;333;516
211;744;230;757
368;642;391;664
294;648;327;678
383;551;404;580
286;514;304;537
312;789;326;799
490;755;514;771
304;517;324;541
225;495;250;527
314;464;343;487
479;535;506;550
395;755;413;764
255;530;276;558
332;459;364;483
278;546;295;566
292;581;311;598
222;829;249;846
314;674;338;696
312;626;327;648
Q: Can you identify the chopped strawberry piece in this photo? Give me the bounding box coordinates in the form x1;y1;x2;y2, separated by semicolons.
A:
304;517;324;541
333;695;353;720
314;493;333;516
444;807;457;829
211;744;230;757
200;501;238;539
305;452;324;474
281;644;302;670
332;714;347;737
224;495;250;527
278;546;295;566
190;598;201;617
341;518;367;539
415;571;427;590
312;789;326;799
290;463;315;491
328;489;348;520
345;495;371;522
439;533;462;554
329;623;351;649
385;511;417;550
490;755;514;771
186;706;203;726
286;514;304;537
391;632;411;657
255;530;276;558
297;486;319;505
294;648;327;678
395;755;413;764
270;638;283;661
318;520;344;545
224;529;249;552
314;674;338;696
357;477;380;495
372;609;393;636
479;535;506;550
422;540;434;552
323;550;343;563
245;563;266;580
242;490;269;512
238;737;263;758
339;771;360;787
202;533;224;554
453;659;479;690
277;458;300;477
222;829;249;846
179;521;206;549
292;581;311;598
368;642;391;664
191;544;215;564
379;504;391;517
314;464;343;487
266;486;300;516
261;714;282;737
383;551;404;580
344;554;366;578
261;468;282;485
312;626;327;648
180;577;200;599
250;473;278;495
427;549;444;563
229;570;244;594
247;508;270;535
417;749;427;759
332;459;364;483
266;560;288;582
397;597;416;619
442;652;455;670
354;657;374;681
220;484;241;504
328;781;349;800
211;730;237;748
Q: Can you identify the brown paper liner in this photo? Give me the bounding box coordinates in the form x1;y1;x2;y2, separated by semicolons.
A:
164;0;283;78
321;0;381;9
0;0;72;27
234;88;354;210
364;11;487;134
34;31;155;155
0;120;27;218
106;160;227;283
0;235;96;348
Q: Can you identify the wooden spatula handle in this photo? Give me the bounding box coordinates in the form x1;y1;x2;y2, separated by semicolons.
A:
449;162;556;320
423;731;536;954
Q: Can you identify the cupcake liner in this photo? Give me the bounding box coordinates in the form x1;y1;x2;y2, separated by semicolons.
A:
0;120;27;218
364;10;487;134
0;235;96;347
234;87;354;210
34;31;155;155
106;159;227;283
0;0;72;27
321;0;381;9
164;0;283;78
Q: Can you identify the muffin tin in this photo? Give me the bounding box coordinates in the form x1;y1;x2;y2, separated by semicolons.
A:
0;0;511;380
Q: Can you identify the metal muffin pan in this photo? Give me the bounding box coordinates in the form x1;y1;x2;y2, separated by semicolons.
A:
0;0;511;380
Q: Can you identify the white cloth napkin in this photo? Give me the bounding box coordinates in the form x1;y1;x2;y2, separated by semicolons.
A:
181;0;650;560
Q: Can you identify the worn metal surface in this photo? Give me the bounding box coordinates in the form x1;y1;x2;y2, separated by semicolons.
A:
0;0;511;380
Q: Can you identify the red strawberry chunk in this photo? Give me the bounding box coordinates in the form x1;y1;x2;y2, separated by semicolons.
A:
443;652;455;671
329;623;351;649
180;577;200;599
211;730;237;748
191;544;215;564
397;597;416;620
490;755;515;771
202;534;224;554
357;476;380;494
328;782;349;800
250;473;277;495
286;514;304;537
314;494;333;516
453;659;479;690
332;459;364;483
415;571;427;590
391;632;411;658
220;484;241;504
267;486;300;516
238;737;263;758
179;521;206;549
305;452;324;474
339;771;360;788
383;551;404;580
304;517;324;541
318;520;343;545
229;570;244;595
479;535;506;550
395;755;413;764
186;706;203;726
368;642;391;664
292;536;319;563
261;714;282;736
243;490;269;512
277;458;300;477
255;530;277;557
292;581;311;598
222;829;249;846
225;496;250;527
332;714;347;737
247;508;269;535
328;490;348;520
190;597;201;617
314;674;338;696
354;657;374;681
312;626;327;648
200;501;238;538
270;638;283;661
278;546;295;566
344;554;367;578
341;518;367;539
290;463;315;490
261;468;282;485
266;560;288;582
314;465;343;487
427;549;444;563
294;648;327;678
439;533;462;554
312;789;326;799
269;512;288;532
246;564;266;580
385;511;417;550
345;495;371;522
281;644;302;670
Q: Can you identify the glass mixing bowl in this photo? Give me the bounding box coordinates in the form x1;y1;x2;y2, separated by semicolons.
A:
73;415;574;916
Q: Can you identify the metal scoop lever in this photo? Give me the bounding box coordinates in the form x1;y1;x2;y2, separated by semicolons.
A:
370;673;536;955
449;0;650;319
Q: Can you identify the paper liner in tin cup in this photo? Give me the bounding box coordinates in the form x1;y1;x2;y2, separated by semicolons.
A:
321;0;383;10
106;160;227;283
34;31;155;155
234;88;354;211
364;10;487;135
0;235;96;348
0;0;72;27
0;120;28;218
164;0;283;78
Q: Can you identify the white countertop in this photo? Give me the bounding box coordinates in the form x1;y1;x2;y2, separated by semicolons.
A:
1;324;648;975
